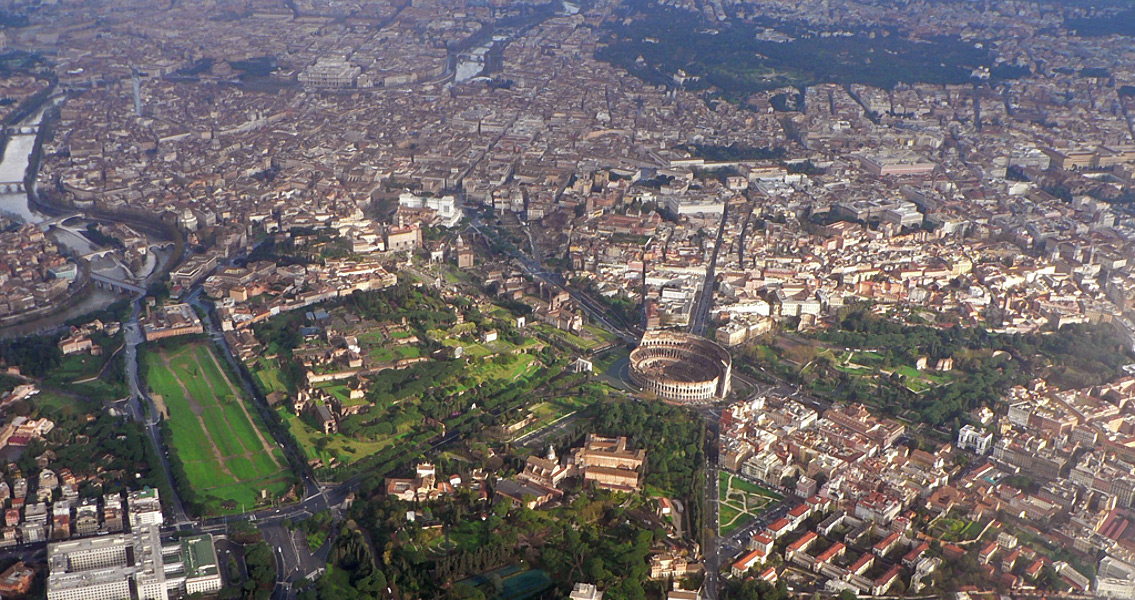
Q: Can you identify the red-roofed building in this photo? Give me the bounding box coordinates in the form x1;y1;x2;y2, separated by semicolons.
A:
806;495;833;513
815;542;846;569
872;565;903;596
1001;547;1022;573
943;543;965;560
849;553;874;576
749;533;774;555
1024;558;1047;579
786;531;819;557
767;517;793;540
787;503;812;527
759;566;778;584
855;492;902;525
979;540;999;564
902;542;930;568
873;531;902;557
0;562;34;597
732;550;765;577
970;462;997;479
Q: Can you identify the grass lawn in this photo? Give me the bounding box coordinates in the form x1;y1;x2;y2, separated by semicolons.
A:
894;365;921;378
474;353;538;382
831;350;953;394
718;472;779;536
355;331;386;345
930;514;985;542
440;338;493;359
43;349;128;401
582;324;616;344
369;347;395;363
535;325;597;351
30;390;94;420
317;383;351;403
728;475;783;499
45;353;106;383
306;530;327;552
145;342;293;515
719;503;742;534
279;408;394;468
509;395;597;440
958;520;985;540
251;360;288;394
395;346;421;359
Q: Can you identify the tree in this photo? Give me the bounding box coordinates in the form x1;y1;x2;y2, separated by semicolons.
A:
451;583;485;600
487;573;504;595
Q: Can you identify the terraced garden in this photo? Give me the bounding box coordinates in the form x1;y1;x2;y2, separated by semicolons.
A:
145;342;293;514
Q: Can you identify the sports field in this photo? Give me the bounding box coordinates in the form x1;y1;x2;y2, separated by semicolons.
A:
145;342;293;514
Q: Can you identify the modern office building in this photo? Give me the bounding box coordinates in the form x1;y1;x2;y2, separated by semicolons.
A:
47;488;221;600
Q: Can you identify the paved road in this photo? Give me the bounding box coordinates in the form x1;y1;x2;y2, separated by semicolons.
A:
513;410;583;448
122;295;193;526
690;372;789;596
261;521;324;600
703;459;721;600
689;203;729;337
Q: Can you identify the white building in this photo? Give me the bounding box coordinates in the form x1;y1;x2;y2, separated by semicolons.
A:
1097;556;1135;600
570;582;603;600
957;424;994;455
398;193;462;228
298;57;361;88
47;527;167;600
46;528;222;600
127;488;163;529
660;194;726;215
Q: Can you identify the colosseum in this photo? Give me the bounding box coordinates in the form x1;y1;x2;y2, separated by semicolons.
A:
629;331;732;403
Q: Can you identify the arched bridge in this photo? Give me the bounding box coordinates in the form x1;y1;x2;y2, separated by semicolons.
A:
82;248;118;260
5;125;37;135
36;213;82;231
91;272;146;295
0;182;25;194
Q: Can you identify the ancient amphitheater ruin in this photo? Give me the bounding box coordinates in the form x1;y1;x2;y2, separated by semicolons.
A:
629;331;732;403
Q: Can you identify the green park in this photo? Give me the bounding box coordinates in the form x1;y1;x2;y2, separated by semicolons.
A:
144;341;294;514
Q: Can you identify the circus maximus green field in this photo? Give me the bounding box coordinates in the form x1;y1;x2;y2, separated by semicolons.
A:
143;341;293;515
